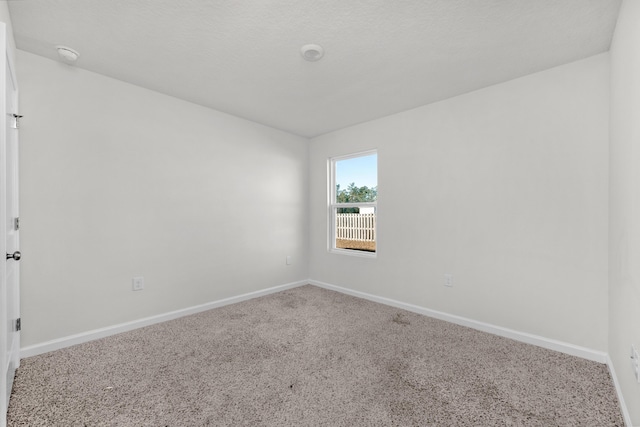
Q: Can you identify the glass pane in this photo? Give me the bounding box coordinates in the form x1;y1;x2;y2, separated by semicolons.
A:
335;153;377;203
335;207;376;253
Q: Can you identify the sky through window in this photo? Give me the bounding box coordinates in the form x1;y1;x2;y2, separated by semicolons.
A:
335;153;377;191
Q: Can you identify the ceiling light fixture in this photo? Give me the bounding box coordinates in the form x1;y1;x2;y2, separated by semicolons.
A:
56;45;80;63
301;44;324;62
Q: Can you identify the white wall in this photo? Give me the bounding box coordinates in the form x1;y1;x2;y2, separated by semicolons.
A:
0;2;16;67
609;0;640;423
310;54;609;352
17;51;309;347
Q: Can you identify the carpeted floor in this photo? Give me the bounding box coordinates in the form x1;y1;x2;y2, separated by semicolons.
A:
7;285;624;426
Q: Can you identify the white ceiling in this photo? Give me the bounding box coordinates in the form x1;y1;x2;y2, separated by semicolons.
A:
8;0;621;138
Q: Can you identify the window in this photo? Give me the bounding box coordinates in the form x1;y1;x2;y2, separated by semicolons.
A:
329;151;377;256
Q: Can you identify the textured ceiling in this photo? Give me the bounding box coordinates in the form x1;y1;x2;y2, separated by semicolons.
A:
8;0;621;138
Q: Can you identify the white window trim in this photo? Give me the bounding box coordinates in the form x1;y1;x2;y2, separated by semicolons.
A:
328;150;377;258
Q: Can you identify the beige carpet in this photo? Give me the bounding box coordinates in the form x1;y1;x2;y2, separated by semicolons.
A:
8;285;624;426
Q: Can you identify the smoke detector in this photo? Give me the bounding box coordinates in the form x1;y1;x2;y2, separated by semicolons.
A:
56;46;80;63
301;44;324;62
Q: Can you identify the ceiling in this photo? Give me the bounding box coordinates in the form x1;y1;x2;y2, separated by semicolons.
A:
8;0;622;138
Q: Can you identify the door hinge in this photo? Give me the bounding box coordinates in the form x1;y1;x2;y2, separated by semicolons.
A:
14;318;20;332
11;114;23;129
14;217;19;231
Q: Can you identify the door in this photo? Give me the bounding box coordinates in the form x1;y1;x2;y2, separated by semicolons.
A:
0;22;19;426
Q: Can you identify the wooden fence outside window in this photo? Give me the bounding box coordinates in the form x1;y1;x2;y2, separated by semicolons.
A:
336;213;376;242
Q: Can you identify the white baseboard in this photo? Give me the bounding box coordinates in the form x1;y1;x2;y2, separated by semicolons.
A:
309;279;608;364
606;355;633;427
23;278;609;365
22;278;626;422
20;280;308;358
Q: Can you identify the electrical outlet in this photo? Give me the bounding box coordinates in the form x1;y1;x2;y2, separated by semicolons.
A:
444;274;453;287
132;276;144;291
631;345;640;383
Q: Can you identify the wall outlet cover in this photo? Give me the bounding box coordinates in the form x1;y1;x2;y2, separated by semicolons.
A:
132;276;145;291
444;274;453;287
631;345;640;383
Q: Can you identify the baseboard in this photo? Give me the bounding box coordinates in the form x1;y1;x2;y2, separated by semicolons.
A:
309;279;608;364
22;278;609;364
21;278;624;422
20;280;308;358
606;355;634;427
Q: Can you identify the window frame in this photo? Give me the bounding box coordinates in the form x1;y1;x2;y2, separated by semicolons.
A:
328;150;378;258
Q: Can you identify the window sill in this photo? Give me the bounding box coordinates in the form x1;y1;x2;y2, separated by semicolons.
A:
329;248;377;259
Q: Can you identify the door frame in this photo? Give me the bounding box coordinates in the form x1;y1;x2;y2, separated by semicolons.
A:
0;21;19;427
